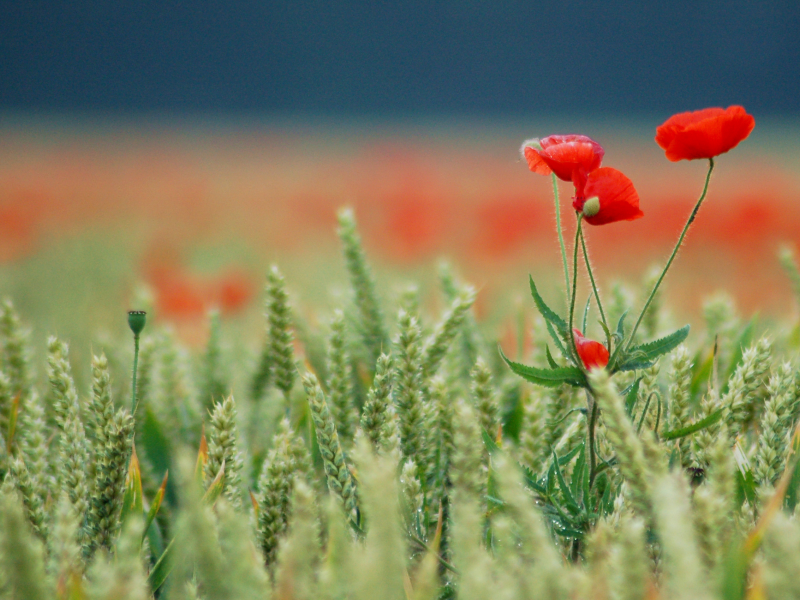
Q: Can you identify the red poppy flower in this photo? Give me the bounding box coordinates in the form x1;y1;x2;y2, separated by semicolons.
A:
522;135;604;194
573;328;609;370
655;106;755;162
577;167;643;226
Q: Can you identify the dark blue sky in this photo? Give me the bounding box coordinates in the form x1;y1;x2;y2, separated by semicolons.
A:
1;1;799;116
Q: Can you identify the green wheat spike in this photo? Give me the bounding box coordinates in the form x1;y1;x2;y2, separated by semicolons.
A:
753;361;795;490
86;518;149;600
589;369;665;521
265;265;297;400
85;408;134;557
216;501;271;600
7;456;48;540
16;391;50;512
199;309;229;413
337;207;389;368
327;309;357;446
46;495;83;580
303;372;358;523
393;309;425;465
450;400;484;504
0;491;52;600
519;389;548;475
652;472;713;600
667;345;693;467
724;336;771;434
470;356;500;438
56;413;90;528
360;353;397;453
421;286;476;380
274;480;321;600
47;336;80;431
350;441;406;600
204;395;245;508
255;422;297;568
0;298;33;405
88;353;115;449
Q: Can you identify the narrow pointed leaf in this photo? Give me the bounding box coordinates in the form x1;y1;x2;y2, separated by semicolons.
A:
142;471;168;546
661;408;723;441
148;538;175;593
628;325;690;362
202;459;225;506
194;426;208;485
250;490;260;518
615;310;628;341
529;275;568;334
121;445;144;524
625;377;642;417
545;344;559;369
546;320;570;360
500;347;585;388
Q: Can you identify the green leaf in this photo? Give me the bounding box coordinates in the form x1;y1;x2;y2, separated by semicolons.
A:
481;429;501;455
148;537;175;593
500;347;585;388
627;325;690;363
545;345;559;369
142;471;168;546
529;276;568;334
141;406;174;505
691;345;715;398
120;445;144;525
202;459;226;506
546;320;570;360
615;359;655;373
661;408;723;441
625;378;642;417
615;310;628;342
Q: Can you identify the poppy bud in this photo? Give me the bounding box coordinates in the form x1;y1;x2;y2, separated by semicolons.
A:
582;196;600;218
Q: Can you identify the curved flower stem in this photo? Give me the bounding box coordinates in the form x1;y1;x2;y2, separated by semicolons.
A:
579;229;611;353
551;174;571;299
568;215;584;362
617;158;715;361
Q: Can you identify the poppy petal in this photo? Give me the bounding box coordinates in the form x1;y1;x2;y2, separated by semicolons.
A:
573;328;609;370
520;134;604;181
523;145;553;175
582;167;643;226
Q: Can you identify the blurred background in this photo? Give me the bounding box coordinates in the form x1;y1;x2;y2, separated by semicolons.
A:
2;1;800;353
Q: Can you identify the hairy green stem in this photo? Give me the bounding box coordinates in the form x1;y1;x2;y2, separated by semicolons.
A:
568;216;584;362
131;334;140;415
618;158;715;361
579;229;610;353
552;174;571;299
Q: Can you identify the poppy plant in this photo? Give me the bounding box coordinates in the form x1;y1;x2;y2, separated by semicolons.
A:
572;329;609;370
655;105;755;162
